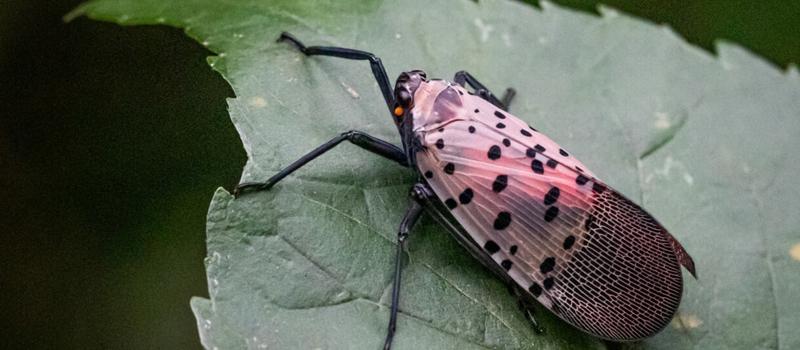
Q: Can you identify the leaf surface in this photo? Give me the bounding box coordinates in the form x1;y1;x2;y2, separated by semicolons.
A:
74;1;800;349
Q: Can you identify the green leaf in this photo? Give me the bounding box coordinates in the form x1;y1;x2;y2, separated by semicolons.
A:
73;0;800;349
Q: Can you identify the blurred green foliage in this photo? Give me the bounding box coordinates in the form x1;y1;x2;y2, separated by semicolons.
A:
1;1;243;349
0;0;797;349
547;0;800;69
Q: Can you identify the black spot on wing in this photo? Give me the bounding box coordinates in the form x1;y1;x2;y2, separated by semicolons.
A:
593;182;606;194
492;175;508;193
544;206;560;222
493;211;511;230
576;174;589;185
484;240;500;254
488;145;502;160
543;277;555;290
544;187;560;205
529;282;542;297
435;138;444;149
540;257;556;274
520;129;532;137
563;235;576;250
445;198;457;209
459;188;474;204
494;111;506;119
501;259;513;271
531;159;544;174
444;163;455;175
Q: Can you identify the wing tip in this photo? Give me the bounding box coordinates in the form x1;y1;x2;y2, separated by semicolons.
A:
684;256;698;279
665;231;698;279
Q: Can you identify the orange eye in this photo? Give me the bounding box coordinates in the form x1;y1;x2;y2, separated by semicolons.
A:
393;106;404;117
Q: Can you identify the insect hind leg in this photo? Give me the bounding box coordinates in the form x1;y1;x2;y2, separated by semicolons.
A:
510;285;545;335
453;70;516;111
383;184;429;350
277;32;396;114
519;300;545;335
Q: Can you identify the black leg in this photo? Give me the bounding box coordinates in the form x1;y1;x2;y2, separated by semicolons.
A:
504;283;545;334
509;284;544;335
500;88;516;110
234;130;407;196
278;32;396;113
518;299;545;335
453;70;516;111
383;184;429;350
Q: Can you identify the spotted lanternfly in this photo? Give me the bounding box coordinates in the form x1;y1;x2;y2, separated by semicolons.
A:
236;32;697;349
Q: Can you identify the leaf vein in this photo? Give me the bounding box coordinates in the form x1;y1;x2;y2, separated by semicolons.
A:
421;263;519;338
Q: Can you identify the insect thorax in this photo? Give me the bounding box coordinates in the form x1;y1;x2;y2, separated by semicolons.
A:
410;80;467;133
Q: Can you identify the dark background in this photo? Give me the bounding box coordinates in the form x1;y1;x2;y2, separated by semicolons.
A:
2;1;798;349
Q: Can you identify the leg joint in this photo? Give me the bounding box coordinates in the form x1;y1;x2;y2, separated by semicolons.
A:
410;183;433;202
341;130;364;140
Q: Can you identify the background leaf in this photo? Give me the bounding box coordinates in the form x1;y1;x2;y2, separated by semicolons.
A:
74;0;800;349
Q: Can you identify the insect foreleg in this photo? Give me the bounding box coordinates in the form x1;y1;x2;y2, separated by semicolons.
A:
383;184;429;350
453;70;516;111
277;32;396;114
234;130;407;197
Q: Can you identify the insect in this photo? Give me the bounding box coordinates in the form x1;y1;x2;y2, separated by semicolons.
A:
235;32;697;349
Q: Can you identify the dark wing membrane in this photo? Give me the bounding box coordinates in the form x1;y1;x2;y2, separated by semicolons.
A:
553;188;686;340
667;232;697;278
